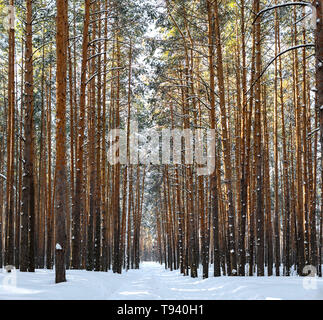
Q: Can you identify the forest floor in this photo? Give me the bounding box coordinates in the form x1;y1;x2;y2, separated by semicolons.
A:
0;262;322;300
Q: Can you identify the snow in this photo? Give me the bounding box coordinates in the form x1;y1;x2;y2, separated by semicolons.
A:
55;243;62;250
0;262;322;300
0;173;7;180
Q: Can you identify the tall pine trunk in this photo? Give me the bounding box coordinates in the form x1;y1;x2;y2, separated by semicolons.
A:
55;0;68;284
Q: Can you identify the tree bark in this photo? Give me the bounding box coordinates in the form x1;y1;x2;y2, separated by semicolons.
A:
54;0;68;283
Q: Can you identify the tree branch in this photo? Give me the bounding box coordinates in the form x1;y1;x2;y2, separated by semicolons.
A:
246;44;315;96
253;1;312;24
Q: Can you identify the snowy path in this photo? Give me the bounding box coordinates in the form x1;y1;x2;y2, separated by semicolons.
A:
0;262;323;300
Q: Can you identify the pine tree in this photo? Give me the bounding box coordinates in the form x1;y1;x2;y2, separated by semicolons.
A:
20;0;35;272
54;0;68;284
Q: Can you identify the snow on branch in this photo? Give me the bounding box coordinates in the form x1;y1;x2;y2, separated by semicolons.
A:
253;1;312;24
0;173;17;191
307;127;320;139
246;44;315;96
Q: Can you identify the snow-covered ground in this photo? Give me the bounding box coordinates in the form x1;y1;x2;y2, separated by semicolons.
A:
0;262;322;300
